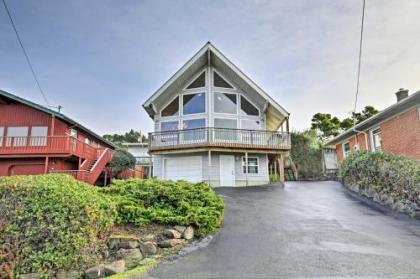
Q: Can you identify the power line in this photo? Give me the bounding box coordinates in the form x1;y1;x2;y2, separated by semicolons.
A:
2;0;50;107
353;0;366;113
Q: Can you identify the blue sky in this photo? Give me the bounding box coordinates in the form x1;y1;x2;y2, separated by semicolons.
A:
1;0;419;135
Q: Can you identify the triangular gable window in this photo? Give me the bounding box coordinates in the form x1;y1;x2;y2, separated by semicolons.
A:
161;96;179;117
214;71;233;88
186;72;205;89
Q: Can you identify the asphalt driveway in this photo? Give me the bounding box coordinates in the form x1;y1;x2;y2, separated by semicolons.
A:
145;181;420;278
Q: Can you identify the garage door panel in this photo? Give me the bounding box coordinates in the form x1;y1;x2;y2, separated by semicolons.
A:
164;156;202;182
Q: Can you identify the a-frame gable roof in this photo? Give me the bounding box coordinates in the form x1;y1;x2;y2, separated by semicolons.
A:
142;42;289;130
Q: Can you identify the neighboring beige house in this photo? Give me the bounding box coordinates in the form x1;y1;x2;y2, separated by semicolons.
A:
143;42;291;186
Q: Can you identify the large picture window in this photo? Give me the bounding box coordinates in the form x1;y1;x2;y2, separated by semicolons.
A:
6;126;29;146
183;93;205;115
0;127;3;146
242;157;259;174
214;92;237;114
161;97;179;117
30;126;48;146
161;121;179;131
183;119;206;141
160;121;179;144
240;96;259;116
214;118;237;141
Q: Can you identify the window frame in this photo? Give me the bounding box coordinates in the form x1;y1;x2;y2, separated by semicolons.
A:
160;95;180;118
240;95;260;117
242;156;259;174
342;141;351;158
182;91;206;115
370;127;382;151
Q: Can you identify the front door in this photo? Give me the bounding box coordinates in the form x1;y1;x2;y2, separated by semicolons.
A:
219;155;235;186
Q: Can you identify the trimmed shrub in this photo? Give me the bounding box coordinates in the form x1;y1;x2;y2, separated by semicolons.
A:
0;174;117;277
340;151;420;208
100;178;224;236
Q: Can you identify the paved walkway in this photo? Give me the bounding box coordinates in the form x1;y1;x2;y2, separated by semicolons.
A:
145;181;420;278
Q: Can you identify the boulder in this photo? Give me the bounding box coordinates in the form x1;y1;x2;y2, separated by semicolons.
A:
173;225;186;234
158;239;185;248
109;235;139;250
142;234;155;242
103;260;126;275
163;229;182;239
56;270;82;279
116;248;143;260
140;241;157;256
183;226;194;240
20;274;41;279
84;266;106;279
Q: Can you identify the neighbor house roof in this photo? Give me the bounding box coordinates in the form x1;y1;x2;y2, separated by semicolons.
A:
0;89;115;148
326;90;420;146
142;42;289;130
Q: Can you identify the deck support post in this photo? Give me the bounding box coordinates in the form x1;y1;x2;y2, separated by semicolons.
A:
208;150;212;185
148;156;152;178
277;153;285;185
245;152;248;187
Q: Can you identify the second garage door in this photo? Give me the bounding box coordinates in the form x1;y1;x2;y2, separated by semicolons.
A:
164;156;202;182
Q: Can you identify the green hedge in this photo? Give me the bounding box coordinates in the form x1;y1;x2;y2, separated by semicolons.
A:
340;151;420;207
100;178;224;236
0;175;116;277
290;130;323;179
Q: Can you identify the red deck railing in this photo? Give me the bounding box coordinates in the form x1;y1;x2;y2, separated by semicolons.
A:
0;136;101;161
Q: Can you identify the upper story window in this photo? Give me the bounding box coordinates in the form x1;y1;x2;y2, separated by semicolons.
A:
30;126;48;146
161;121;179;131
214;92;237;114
214;71;233;88
342;142;350;158
6;126;29;146
183;93;205;115
0;127;4;146
240;96;259;116
84;138;91;145
161;96;179;117
186;72;205;89
371;128;382;151
241;120;260;130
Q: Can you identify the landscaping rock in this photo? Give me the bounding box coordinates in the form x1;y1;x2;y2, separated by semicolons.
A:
84;266;106;279
158;238;185;248
183;226;194;240
116;248;143;260
20;273;41;279
140;241;157;256
103;260;126;275
142;234;155;242
163;229;182;239
56;270;82;279
174;225;186;234
109;235;139;250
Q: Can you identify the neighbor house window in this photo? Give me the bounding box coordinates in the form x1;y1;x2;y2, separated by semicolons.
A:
6;126;29;146
214;92;237;114
342;142;350;158
161;96;179;117
30;126;48;146
0;127;4;146
371;128;382;151
213;71;233;88
240;96;259;116
242;157;259;174
186;72;205;89
183;93;205;114
183;119;206;141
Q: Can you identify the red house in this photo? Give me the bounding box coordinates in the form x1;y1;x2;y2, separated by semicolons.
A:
327;89;420;162
0;89;115;184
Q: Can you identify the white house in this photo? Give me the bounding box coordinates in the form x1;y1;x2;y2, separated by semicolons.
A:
143;42;291;186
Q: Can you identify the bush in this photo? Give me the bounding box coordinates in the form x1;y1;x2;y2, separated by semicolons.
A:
290;130;323;179
100;178;224;236
110;149;136;176
0;174;117;277
340;151;420;206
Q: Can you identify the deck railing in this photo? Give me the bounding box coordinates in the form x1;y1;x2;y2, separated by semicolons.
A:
149;127;291;151
0;135;102;161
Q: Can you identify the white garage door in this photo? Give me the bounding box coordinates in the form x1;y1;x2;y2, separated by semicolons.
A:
164;156;202;182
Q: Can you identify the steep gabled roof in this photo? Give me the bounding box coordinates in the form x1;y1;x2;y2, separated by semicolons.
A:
0;89;115;148
142;42;289;130
326;90;420;146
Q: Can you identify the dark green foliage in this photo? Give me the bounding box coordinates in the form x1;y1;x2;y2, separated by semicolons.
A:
340;151;420;205
110;149;136;176
100;179;224;236
0;174;116;277
310;106;379;140
290;130;323;180
103;129;147;146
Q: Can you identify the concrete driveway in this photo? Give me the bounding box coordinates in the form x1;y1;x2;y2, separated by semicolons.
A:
146;181;420;278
